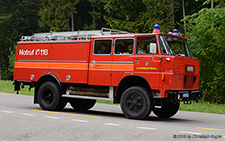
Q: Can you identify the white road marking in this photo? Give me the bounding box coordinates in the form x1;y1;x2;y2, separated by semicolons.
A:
22;113;34;116
44;116;60;119
71;119;89;123
93;109;111;112
179;131;202;135
104;123;121;126
1;110;13;114
137;127;157;130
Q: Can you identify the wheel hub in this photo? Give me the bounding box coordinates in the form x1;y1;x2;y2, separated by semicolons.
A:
127;95;142;112
43;91;53;104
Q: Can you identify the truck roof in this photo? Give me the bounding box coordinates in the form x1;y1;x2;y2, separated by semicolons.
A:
20;27;186;42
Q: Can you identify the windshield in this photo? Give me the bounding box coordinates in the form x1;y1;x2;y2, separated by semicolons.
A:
159;35;192;57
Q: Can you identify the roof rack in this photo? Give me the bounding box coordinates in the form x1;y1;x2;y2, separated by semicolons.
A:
21;27;130;41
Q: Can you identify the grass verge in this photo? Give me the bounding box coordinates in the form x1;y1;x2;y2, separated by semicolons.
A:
0;80;224;114
180;101;225;114
0;80;34;95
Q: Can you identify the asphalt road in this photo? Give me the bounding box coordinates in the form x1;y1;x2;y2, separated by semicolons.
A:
0;92;225;141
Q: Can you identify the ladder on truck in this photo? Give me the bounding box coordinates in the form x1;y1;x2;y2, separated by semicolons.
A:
21;27;130;41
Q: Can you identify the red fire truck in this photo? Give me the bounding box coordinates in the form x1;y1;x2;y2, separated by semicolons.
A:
14;25;201;119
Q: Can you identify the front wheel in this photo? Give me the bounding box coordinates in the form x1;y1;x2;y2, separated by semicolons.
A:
153;102;180;118
121;86;152;119
37;82;67;111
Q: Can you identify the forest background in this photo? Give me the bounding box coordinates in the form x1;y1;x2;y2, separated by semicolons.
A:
0;0;224;104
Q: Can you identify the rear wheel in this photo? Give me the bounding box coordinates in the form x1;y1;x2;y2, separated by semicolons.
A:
121;86;152;119
69;98;96;111
153;102;180;118
37;82;67;110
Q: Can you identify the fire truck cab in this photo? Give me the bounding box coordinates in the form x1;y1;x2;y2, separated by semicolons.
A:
14;25;201;119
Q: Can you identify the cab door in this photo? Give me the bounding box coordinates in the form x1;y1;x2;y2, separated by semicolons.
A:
134;36;161;89
111;38;135;86
88;39;113;86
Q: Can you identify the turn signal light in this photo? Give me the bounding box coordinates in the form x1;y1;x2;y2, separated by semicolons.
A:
162;73;165;81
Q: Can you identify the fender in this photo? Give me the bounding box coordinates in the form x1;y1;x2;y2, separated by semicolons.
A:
37;73;61;87
34;73;61;104
114;74;152;103
117;72;151;90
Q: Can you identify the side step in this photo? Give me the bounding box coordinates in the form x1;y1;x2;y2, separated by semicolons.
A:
63;86;114;101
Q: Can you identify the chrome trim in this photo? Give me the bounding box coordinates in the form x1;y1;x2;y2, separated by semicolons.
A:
92;35;135;38
15;80;32;82
113;38;135;56
17;60;87;63
93;39;113;56
95;61;133;64
109;86;114;99
18;40;91;44
62;95;113;101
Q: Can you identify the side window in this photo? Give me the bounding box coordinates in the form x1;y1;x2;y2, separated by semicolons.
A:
94;40;112;55
136;36;158;54
114;39;134;55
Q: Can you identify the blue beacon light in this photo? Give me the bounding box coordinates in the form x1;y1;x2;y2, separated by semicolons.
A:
173;29;178;34
153;24;160;33
154;24;160;29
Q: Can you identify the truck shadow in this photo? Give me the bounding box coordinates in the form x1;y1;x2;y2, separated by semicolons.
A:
29;106;200;123
62;108;199;123
63;108;125;118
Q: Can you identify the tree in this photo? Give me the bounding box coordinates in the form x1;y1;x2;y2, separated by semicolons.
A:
182;0;186;33
184;2;225;103
38;0;79;32
0;0;41;80
104;0;174;33
88;0;108;29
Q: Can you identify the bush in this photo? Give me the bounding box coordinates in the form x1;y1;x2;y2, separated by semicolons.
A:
184;6;225;103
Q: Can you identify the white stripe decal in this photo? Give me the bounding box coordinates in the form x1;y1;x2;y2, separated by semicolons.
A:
17;60;87;63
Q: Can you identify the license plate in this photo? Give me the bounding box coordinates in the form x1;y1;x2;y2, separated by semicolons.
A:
187;66;193;72
183;93;189;98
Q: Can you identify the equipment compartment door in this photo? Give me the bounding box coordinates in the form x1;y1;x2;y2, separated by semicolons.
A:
88;39;113;86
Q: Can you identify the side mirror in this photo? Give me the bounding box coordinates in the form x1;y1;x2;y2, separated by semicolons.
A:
150;43;157;54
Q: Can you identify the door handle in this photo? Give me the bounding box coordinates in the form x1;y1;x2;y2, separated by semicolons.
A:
91;60;95;66
135;60;140;63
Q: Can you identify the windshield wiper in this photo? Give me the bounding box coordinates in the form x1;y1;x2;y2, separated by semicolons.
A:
175;53;185;56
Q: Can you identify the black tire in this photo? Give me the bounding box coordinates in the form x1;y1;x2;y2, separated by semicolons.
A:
69;98;96;111
120;86;152;119
37;82;67;111
153;102;180;118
